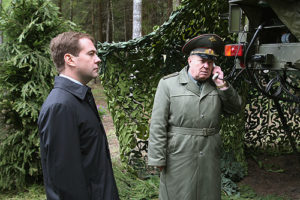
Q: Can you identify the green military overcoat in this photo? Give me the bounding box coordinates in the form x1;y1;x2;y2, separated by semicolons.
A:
148;66;242;200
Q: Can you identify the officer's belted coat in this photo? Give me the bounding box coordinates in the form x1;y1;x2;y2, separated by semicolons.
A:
148;66;243;200
38;76;119;200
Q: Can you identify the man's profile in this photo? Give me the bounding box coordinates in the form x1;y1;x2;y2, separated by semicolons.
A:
38;32;119;200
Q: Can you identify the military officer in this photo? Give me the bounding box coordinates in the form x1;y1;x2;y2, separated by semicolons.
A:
148;34;243;200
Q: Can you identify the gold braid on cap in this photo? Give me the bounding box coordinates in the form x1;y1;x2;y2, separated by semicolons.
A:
190;48;218;56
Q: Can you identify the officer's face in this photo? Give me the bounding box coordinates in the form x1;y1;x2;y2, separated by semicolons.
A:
188;55;214;81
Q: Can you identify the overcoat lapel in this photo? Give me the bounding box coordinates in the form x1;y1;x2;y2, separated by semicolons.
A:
186;81;201;96
200;81;215;101
86;90;106;134
86;89;101;122
179;66;215;98
179;67;201;96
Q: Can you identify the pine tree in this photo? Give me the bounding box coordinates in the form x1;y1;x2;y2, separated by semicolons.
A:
0;0;77;190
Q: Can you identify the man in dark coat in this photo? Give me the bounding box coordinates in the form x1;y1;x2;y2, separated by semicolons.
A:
38;32;119;200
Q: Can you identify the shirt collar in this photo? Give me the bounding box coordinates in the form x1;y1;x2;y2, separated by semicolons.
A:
59;74;83;86
179;66;205;86
187;70;198;85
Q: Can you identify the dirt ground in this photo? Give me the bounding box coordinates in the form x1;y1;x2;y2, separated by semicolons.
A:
240;154;300;200
90;82;300;200
90;82;120;160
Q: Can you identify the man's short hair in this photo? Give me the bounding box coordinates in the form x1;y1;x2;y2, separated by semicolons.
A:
50;32;95;72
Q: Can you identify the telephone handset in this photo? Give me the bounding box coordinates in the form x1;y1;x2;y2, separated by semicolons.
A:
212;63;219;80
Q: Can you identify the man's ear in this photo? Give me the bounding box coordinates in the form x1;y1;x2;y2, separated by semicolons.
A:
64;53;76;67
188;56;192;64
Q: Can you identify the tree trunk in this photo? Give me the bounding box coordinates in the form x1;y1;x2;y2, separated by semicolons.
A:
110;0;114;41
106;0;111;42
132;0;142;39
69;0;73;21
123;2;127;41
98;0;103;42
91;0;95;38
58;0;62;16
167;0;173;17
173;0;180;10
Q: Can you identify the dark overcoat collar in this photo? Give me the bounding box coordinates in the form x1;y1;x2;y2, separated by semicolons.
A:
54;76;90;100
178;66;216;100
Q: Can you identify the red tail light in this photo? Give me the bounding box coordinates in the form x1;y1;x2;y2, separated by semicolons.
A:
225;44;244;57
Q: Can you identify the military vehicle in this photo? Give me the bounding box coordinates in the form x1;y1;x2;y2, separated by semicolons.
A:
225;0;300;103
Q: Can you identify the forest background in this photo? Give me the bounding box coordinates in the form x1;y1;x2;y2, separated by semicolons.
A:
0;0;299;199
1;0;180;43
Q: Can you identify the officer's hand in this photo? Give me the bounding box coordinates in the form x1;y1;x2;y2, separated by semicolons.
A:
212;65;224;83
212;65;228;89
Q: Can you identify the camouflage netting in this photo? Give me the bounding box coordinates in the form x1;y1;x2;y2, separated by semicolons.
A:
97;0;299;194
246;89;300;152
97;0;239;164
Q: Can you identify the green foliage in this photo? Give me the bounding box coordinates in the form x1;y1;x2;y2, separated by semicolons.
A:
113;165;160;200
0;184;46;200
0;0;77;190
98;0;247;195
221;81;249;170
2;0;12;10
224;185;290;200
0;171;290;200
221;152;246;196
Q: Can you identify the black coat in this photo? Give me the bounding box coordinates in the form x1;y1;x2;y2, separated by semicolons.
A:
38;76;119;200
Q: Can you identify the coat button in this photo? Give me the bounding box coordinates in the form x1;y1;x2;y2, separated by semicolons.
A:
201;114;204;118
200;151;204;156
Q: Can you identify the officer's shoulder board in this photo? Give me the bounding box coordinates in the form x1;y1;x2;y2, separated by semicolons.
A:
163;72;179;80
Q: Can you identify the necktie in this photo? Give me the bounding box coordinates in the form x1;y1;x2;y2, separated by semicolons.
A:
197;81;203;92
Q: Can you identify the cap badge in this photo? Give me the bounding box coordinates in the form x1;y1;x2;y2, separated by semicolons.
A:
209;36;216;42
204;49;214;55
